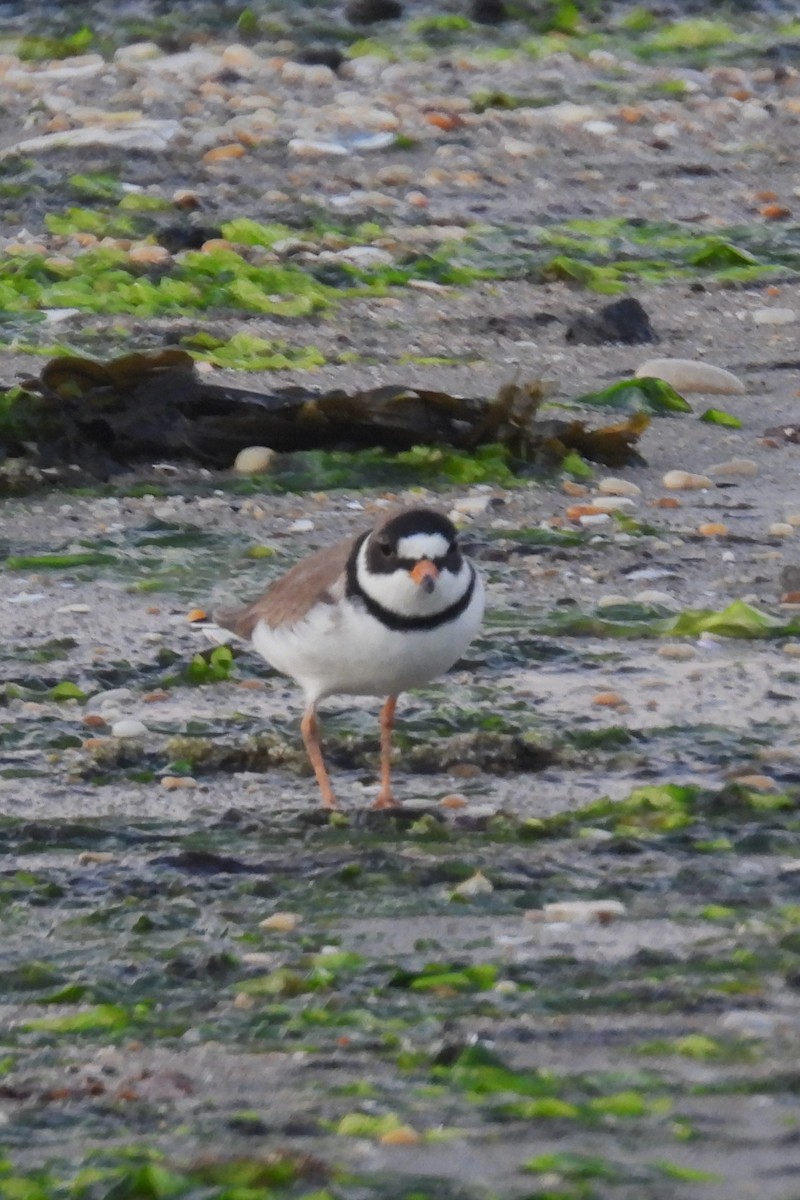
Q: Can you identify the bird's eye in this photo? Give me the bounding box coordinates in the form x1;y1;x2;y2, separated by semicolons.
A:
378;541;393;558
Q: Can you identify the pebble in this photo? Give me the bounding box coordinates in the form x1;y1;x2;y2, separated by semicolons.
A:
288;518;314;533
114;41;162;64
783;643;800;657
260;912;301;932
597;477;641;497
440;793;468;809
538;899;627;923
597;593;630;608
770;522;794;537
732;774;777;791
288;137;350;157
233;445;276;474
452;870;493;899
583;119;617;136
451;495;492;516
2;121;180;158
111;718;148;738
663;470;713;490
579;512;610;527
633;589;675;606
335;245;394;268
77;851;117;865
706;458;758;478
592;691;626;707
658;644;696;660
751;307;797;325
93;687;134;710
500;135;538;158
697;522;729;536
719;1010;777;1038
591;496;637;513
161;776;198;790
636;358;745;394
380;1127;421;1146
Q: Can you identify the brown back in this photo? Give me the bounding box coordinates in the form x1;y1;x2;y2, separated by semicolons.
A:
214;534;357;639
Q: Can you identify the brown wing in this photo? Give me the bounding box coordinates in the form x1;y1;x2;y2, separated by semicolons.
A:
213;533;358;640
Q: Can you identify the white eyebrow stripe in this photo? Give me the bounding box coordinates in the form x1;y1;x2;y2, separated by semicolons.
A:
395;532;452;561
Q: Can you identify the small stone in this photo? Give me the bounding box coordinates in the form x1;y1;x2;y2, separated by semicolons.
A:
770;523;794;537
592;691;626;707
566;503;604;521
562;480;589;497
653;497;681;508
658;644;696;660
233;445;276;474
161;776;198;790
451;495;492;516
636;358;745;394
733;774;777;791
111;719;147;738
375;163;415;186
697;523;729;536
440;793;468;808
706;458;758;478
78;851;117;865
494;979;518;994
500;135;538;158
94;687;134;709
288;137;349;157
597;476;641;497
114;41;162;63
221;43;262;74
540;899;626;923
720;1010;776;1038
580;512;610;527
663;470;713;490
633;589;675;606
583;119;617;137
260;912;301;931
288;518;314;533
55;603;91;614
452;870;493;898
597;593;630;608
173;188;200;209
82;736;110;751
129;244;171;265
202;144;246;162
591;496;636;513
783;643;800;656
752;307;797;325
233;992;255;1010
380;1126;421;1146
335;245;394;268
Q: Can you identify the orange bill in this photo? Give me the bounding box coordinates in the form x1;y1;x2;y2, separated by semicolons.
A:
410;560;439;587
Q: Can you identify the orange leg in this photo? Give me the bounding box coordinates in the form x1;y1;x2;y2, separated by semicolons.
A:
300;703;338;810
373;694;401;810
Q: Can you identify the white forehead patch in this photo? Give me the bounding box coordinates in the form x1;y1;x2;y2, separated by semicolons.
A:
395;532;451;561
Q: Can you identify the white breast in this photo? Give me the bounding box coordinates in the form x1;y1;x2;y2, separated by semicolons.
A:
251;568;484;704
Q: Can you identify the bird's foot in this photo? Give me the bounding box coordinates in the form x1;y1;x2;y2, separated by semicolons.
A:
372;793;401;811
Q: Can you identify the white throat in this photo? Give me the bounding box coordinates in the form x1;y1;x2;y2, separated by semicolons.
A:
356;539;471;618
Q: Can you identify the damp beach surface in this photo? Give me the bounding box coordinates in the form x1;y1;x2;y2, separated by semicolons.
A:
2;3;800;1197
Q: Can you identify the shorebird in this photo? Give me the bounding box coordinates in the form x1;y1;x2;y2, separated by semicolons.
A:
213;507;484;809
